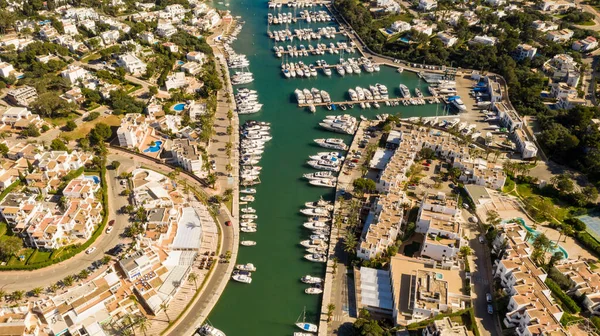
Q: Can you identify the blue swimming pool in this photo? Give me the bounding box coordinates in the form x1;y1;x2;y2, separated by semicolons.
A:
511;218;569;258
173;103;186;112
144;140;163;153
84;175;100;184
177;60;184;66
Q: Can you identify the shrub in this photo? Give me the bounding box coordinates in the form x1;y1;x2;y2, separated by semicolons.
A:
545;278;581;314
575;231;600;258
548;267;572;290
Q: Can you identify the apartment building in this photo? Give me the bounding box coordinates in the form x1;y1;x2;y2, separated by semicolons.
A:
469;35;498;46
546;29;574;43
494;102;523;132
0;305;41;336
117;113;150;148
453;158;506;190
0;193;41;230
36;151;93;179
572;36;598;52
423;316;469;336
418;0;437;11
556;260;600;315
511;128;539;159
437;32;458;47
6;86;38;107
0;107;42;130
164;139;206;177
416;193;464;261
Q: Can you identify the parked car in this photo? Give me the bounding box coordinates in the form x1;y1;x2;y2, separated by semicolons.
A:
86;247;96;254
108;220;115;226
479;236;485;244
105;226;113;234
487;304;493;315
225;221;232;226
486;293;492;303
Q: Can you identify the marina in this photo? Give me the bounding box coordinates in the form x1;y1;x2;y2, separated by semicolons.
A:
208;0;460;334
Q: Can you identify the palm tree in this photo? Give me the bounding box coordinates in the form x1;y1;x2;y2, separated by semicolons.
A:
459;246;473;259
343;232;357;253
188;272;198;290
78;269;90;280
136;315;150;336
327;303;336;322
31;287;43;297
11;290;24;302
160;302;171;322
48;283;58;294
122;314;136;336
63;275;75;287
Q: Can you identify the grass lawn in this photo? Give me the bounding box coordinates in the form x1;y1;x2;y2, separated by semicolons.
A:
45;113;79;127
7;249;34;266
81;53;101;63
63;114;121;140
516;183;534;198
28;250;52;264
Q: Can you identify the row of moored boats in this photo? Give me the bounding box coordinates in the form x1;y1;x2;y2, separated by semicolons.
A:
235;88;262;114
268;27;338;41
268;10;332;25
274;41;355;58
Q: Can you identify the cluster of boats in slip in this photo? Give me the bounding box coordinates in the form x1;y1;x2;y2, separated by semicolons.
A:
231;263;256;284
398;84;435;105
240;120;271;187
269;1;318;8
274;41;356;57
268;27;338;41
299;198;333;266
227;53;250;69
267;10;332;25
235;88;262;114
231;71;254;85
294;88;331;104
319;114;358;135
220;20;244;45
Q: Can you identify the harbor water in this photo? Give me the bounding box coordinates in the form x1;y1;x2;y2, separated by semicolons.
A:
208;0;445;334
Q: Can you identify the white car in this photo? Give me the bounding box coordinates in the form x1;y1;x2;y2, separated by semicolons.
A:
86;247;96;254
478;236;485;244
105;226;113;234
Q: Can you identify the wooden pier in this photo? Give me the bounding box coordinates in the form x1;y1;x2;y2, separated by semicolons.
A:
297;96;443;107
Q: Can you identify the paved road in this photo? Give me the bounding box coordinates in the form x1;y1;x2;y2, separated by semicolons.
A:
0;165;130;292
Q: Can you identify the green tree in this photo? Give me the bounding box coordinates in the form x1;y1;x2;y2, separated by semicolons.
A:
486;210;501;227
136;315;150;335
353;178;376;194
10;290;24;302
65;120;77;131
63;275;75;287
50;138;69;151
78;269;90;280
21;124;40;137
207;173;217;189
149;86;158;96
0;236;22;259
31;287;43;297
112;161;121;170
327;304;336;322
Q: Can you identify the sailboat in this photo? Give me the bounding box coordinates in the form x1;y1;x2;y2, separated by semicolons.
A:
295;307;318;332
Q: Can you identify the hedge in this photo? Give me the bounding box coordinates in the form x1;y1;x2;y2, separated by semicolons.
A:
545;278;581;314
0;164;109;271
407;308;479;336
575;231;600;258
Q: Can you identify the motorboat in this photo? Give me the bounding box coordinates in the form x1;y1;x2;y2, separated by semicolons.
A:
232;274;252;283
240;188;256;194
308;151;344;161
309;178;336;188
304;198;333;209
300;208;330;217
305;287;323;295
314;138;348;150
301;275;324;284
307;160;341;171
241;227;257;233
241;207;256;214
197;324;226;336
399;84;411;98
241;214;258;219
240;240;256;246
240;195;255;202
304;253;327;262
306;246;327;254
303;221;329;230
300;239;327;248
303;171;335;181
236;263;256;272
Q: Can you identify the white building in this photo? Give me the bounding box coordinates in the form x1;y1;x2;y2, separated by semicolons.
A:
546;29;574;43
437;32;458;47
572;36;598;52
165;72;187;91
117;53;147;75
470;35;498;46
515;44;537;61
0;62;14;78
61;65;88;84
166;139;205;177
117;113;150;148
390;20;411;33
186;52;206;64
418;0;437;11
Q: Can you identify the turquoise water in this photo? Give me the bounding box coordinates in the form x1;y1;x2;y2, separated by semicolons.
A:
207;1;446;334
84;175;100;184
143;140;163;153
174;103;186;112
511;218;568;258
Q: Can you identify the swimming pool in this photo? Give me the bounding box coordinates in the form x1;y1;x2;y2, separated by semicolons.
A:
511;218;569;258
84;175;100;184
173;103;186;112
144;141;163;153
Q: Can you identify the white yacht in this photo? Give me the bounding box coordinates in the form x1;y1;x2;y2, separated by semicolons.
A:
309;178;336;188
305;287;323;295
241;227;257;233
399;84;411;98
240;188;256;194
303;171;335;180
303;221;329;230
197;324;226;336
348;88;358;101
296;307;318;333
241;207;256;214
314;138;348;150
240;195;255;202
452;97;467;111
300;239;327;248
301;275;324;284
307;160;341;171
300;208;330;217
304;253;327;262
240;241;256;246
232;274;252;283
241;214;258;219
236;263;257;272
